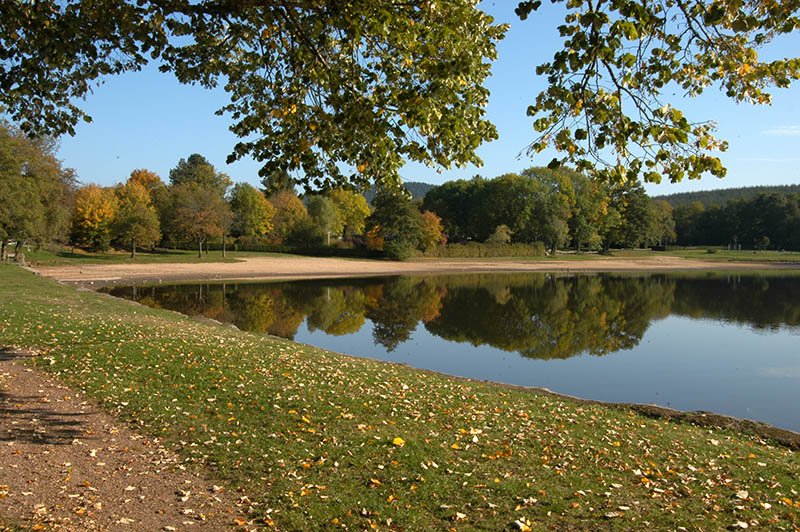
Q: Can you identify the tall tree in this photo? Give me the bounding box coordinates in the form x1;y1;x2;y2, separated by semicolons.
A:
267;190;309;243
3;2;506;191
230;183;276;238
615;185;659;248
128;169;164;193
651;200;676;246
112;181;161;258
171;183;230;257
521;168;576;253
419;211;446;252
516;0;800;184
366;190;426;259
169;154;232;196
0;123;74;255
307;196;342;245
71;185;117;251
329;188;371;238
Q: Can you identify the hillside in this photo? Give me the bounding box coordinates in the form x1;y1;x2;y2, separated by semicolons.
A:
654;184;800;208
363;180;435;203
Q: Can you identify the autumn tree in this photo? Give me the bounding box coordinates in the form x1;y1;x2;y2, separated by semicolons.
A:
419;211;446;252
71;185;117;251
3;2;506;191
267;190;309;243
230;183;276;238
329;188;371;238
112;181;161;258
516;0;800;184
171;183;231;257
128;169;164;192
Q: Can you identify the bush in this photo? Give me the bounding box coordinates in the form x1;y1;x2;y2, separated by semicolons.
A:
424;241;546;258
383;239;419;261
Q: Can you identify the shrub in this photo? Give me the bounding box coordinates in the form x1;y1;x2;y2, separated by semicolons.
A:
383;239;418;261
424;241;546;258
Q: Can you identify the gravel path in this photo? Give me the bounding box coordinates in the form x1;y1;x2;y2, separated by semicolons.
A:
0;349;252;531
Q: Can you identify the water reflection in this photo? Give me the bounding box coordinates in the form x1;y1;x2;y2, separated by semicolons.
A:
108;273;800;431
107;273;800;358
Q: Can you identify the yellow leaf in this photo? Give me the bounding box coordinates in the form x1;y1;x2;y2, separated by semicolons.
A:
451;443;461;450
393;437;405;447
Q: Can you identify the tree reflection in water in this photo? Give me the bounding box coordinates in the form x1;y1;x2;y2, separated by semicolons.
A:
108;272;800;359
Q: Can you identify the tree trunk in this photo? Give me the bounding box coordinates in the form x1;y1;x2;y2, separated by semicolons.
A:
198;237;203;258
222;233;227;258
1;239;6;261
131;239;136;259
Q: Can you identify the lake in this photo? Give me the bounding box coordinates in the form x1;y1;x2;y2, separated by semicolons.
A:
105;272;800;432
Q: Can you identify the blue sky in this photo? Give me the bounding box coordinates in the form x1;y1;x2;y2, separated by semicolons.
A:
55;2;800;197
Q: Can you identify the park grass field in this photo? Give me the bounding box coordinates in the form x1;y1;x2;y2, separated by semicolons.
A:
1;263;799;531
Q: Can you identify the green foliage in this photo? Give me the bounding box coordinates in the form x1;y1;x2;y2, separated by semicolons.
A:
366;190;426;259
424;241;547;258
655;184;800;208
286;217;326;248
516;0;800;184
0;123;74;250
4;266;800;531
306;195;342;239
3;2;506;192
229;183;275;238
112;181;161;256
169;154;232;196
329;188;371;237
382;238;418;261
674;192;800;249
486;224;513;245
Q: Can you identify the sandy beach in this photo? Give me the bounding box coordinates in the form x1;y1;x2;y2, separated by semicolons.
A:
36;254;799;287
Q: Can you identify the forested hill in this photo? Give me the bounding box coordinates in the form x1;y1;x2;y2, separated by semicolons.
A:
654;184;800;208
364;181;435;203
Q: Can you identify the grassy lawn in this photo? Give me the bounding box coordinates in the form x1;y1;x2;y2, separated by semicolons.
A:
17;246;294;266
666;249;800;263
1;264;799;531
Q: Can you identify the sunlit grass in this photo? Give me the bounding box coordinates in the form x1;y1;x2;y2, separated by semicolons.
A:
19;245;296;266
1;264;798;531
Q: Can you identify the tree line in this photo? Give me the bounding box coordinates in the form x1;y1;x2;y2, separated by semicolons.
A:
673;193;800;250
655;184;800;209
422;167;675;252
5;121;799;258
68;153;448;259
1;124;448;260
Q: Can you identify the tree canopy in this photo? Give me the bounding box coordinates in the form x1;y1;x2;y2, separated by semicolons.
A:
2;1;506;192
516;0;800;183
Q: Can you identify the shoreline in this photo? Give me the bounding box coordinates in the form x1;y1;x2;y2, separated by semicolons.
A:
35;254;800;287
32;257;800;447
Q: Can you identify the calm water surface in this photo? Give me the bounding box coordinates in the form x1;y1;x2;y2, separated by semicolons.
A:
107;273;800;431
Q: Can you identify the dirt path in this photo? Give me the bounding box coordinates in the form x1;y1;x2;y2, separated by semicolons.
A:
0;349;253;531
35;254;798;287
